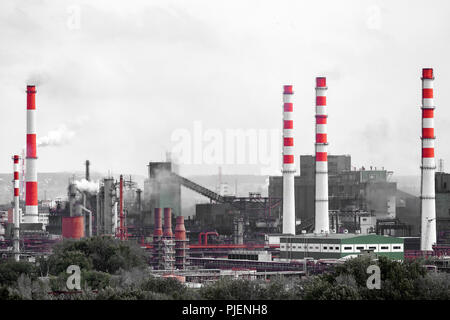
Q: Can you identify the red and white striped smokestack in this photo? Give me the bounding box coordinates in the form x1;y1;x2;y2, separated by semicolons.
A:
420;68;437;252
21;148;25;200
25;85;39;223
163;208;173;238
13;155;20;261
314;77;329;234
282;85;296;235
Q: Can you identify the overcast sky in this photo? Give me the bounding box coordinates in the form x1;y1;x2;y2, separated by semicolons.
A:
1;0;449;177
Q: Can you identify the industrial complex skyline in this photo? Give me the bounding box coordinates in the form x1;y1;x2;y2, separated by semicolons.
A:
1;0;450;177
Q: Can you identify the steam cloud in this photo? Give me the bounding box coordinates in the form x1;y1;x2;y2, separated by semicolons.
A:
75;178;99;194
38;125;75;147
26;71;50;86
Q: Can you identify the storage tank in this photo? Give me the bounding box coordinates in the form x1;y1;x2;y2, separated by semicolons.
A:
62;216;85;239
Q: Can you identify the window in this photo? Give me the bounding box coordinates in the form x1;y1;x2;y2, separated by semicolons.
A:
293;246;296;249
336;247;339;250
323;246;328;250
380;246;389;250
315;246;319;249
393;246;401;250
362;218;367;222
344;246;352;250
356;246;364;250
368;246;376;250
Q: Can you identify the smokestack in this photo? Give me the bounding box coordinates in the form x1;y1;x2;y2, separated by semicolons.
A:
314;77;329;234
282;85;296;235
163;208;173;238
85;160;90;181
174;216;188;269
21;149;25;200
420;68;437;252
153;208;163;238
118;174;125;240
13;155;20;261
24;85;39;223
136;188;142;212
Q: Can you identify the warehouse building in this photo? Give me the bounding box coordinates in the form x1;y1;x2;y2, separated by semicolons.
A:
279;234;404;261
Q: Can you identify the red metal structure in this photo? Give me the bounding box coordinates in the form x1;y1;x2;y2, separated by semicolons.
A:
163;208;173;238
197;232;219;245
175;216;188;269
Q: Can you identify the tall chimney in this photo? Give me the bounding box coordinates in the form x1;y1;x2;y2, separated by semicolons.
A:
153;208;163;238
13;155;20;261
174;216;188;269
136;188;142;213
118;174;124;240
163;207;173;238
20;148;25;200
314;77;329;234
24;85;39;223
420;68;437;252
282;85;296;235
85;160;90;181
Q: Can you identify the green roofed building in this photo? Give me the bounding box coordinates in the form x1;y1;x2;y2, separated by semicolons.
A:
280;234;404;261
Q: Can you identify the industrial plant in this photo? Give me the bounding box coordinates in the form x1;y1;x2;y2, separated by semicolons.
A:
0;68;449;293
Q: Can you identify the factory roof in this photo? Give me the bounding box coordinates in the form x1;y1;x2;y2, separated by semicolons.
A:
280;233;404;244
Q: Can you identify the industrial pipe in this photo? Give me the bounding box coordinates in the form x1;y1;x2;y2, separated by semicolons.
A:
78;205;92;238
198;232;204;245
204;232;219;246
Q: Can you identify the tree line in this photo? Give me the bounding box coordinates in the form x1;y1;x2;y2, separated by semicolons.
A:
0;236;448;300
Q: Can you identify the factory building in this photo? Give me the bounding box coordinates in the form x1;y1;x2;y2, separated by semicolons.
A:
434;172;450;245
279;234;404;261
269;155;401;233
143;161;181;230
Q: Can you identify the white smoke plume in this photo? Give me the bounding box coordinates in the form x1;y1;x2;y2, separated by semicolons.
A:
37;124;75;147
27;71;50;87
75;178;99;194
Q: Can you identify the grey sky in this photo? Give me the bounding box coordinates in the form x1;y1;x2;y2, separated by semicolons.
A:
1;0;449;177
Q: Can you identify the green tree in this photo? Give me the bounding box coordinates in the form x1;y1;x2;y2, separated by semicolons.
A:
199;278;266;300
44;236;147;275
0;260;37;287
